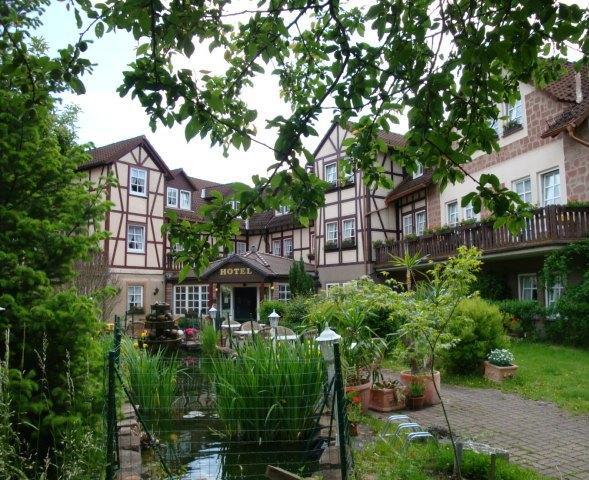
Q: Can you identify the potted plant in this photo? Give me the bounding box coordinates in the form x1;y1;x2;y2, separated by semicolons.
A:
407;380;426;410
346;392;363;437
341;238;356;249
324;240;339;252
370;377;406;412
484;348;518;382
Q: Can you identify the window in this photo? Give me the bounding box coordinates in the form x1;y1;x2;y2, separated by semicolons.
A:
276;205;289;215
174;285;209;315
167;187;178;207
272;239;281;256
277;283;291;301
463;203;476;221
283;237;293;257
518;274;538;301
513;177;532;203
488;117;501;136
415;211;427;236
325;221;338;244
127;285;143;310
546;277;565;308
236;241;247;254
179;190;191;210
542;170;561;206
324;163;337;185
342;219;356;243
310;233;315;253
127;225;145;253
447;201;459;226
130;167;147;196
230;200;240;210
412;162;424;179
507;99;523;125
402;214;414;236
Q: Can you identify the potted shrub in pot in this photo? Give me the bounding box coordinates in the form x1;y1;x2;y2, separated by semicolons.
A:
484;348;518;382
370;377;406;412
407;380;426;410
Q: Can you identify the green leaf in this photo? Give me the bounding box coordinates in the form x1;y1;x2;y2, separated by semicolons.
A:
69;77;86;94
179;264;191;283
95;21;104;38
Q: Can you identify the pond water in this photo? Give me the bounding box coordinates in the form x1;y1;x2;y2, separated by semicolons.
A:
140;353;328;479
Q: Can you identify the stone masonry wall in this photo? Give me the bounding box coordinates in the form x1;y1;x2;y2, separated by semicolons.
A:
564;120;589;202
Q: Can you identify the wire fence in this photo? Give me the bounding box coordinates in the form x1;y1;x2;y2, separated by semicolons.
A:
105;316;352;480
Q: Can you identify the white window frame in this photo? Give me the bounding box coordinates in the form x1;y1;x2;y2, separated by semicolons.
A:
446;201;459;227
283;237;293;257
166;187;178;207
463;203;476;221
310;233;315;253
130;167;147;197
235;241;247;254
277;283;291;301
173;284;209;315
545;277;565;308
488;117;501;136
541;169;561;206
324;163;337;185
518;274;538;301
179;190;191;210
402;214;414;236
275;205;290;216
415;210;427;236
272;239;281;256
342;218;356;242
507;99;523;125
127;285;143;310
412;162;424;179
513;176;532;204
325;221;338;245
127;224;145;253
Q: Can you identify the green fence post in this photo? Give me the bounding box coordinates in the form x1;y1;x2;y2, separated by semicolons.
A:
114;316;122;366
105;350;117;480
333;342;348;480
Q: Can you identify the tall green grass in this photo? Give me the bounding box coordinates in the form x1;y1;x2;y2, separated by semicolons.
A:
212;340;325;443
121;338;182;416
200;323;219;357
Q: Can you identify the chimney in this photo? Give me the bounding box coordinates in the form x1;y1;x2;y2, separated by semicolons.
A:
575;72;583;104
200;188;206;198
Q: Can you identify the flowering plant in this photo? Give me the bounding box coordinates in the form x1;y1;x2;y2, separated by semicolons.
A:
184;327;197;338
487;348;514;367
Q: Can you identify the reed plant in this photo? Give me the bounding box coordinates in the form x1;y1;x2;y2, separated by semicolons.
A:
121;338;182;416
200;323;220;357
212;340;325;443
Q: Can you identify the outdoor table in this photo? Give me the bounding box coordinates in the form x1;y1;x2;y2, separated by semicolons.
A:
274;334;298;342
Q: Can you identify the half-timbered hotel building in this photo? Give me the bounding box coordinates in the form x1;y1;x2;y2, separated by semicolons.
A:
81;65;589;320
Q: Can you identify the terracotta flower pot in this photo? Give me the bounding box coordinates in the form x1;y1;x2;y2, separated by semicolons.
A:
408;395;425;410
484;361;518;382
369;387;405;412
400;371;441;406
345;380;372;413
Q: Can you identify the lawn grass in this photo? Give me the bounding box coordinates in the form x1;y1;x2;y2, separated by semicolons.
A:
442;341;589;415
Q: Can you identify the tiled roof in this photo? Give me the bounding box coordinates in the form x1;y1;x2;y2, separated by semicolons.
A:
385;170;433;204
377;130;406;148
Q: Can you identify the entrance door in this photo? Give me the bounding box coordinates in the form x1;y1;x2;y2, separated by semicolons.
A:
233;287;257;321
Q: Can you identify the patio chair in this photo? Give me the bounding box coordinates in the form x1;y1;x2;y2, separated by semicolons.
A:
240;320;262;331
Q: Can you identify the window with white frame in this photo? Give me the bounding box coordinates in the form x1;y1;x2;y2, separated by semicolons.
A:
277;283;291;301
127;285;143;310
344;169;355;184
230;200;240;210
463;203;476;221
324;163;337;185
541;170;561;206
325;221;338;245
283;237;293;257
507;99;523;125
415;210;427;236
236;241;247;254
546;277;565;307
179;190;191;210
167;187;178;207
130;167;147;196
275;205;289;215
127;225;145;253
446;201;459;226
513;177;532;203
488;117;501;136
272;239;281;256
412;162;424;179
173;285;209;315
342;218;356;244
402;214;414;236
518;274;538;301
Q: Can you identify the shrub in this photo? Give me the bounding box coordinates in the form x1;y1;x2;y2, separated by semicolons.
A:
495;299;545;336
471;272;510;300
283;295;311;328
547;271;589;347
487;348;515;366
288;259;315;296
443;297;508;374
259;299;287;323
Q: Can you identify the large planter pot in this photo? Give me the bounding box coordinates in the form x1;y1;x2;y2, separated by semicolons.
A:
408;396;425;410
369;387;405;412
400;371;441;406
484;361;518;383
345;380;372;413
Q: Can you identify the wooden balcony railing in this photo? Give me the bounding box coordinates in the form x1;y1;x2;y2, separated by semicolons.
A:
165;254;184;271
375;205;589;268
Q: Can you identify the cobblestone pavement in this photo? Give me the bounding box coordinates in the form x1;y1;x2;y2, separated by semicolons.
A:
371;380;589;479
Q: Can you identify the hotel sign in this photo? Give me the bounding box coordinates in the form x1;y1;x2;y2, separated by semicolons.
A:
206;262;264;283
220;267;252;276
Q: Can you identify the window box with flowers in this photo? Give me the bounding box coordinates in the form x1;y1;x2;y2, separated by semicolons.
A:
324;241;339;252
502;119;523;137
341;238;356;250
404;233;418;242
484;349;518;382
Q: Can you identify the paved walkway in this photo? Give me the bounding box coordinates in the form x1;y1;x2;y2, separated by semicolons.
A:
371;381;589;479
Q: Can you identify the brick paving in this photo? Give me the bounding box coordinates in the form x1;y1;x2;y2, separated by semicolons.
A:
371;381;589;479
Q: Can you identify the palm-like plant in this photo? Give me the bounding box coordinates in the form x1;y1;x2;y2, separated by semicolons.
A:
389;251;428;291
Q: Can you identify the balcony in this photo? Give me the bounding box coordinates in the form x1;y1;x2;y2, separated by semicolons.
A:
375;205;589;268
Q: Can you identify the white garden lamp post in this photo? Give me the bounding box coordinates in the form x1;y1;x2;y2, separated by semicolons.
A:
209;305;219;331
315;323;341;445
268;309;280;341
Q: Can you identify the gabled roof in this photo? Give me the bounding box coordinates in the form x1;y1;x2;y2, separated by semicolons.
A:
80;135;173;177
385;170;433;204
170;168;201;191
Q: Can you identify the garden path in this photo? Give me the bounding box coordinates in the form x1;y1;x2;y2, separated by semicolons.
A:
373;373;589;479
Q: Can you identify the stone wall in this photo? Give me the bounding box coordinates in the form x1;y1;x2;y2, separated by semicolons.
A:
564;120;589;202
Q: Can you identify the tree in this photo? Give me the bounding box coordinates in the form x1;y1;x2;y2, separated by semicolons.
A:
288;259;315;296
65;0;589;276
0;2;112;475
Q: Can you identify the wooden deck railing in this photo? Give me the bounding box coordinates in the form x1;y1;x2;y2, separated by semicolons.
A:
375;205;589;267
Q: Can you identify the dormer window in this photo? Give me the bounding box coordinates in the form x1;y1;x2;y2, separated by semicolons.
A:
167;188;178;207
412;163;424;179
276;205;289;215
130;167;147;196
179;190;191;210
